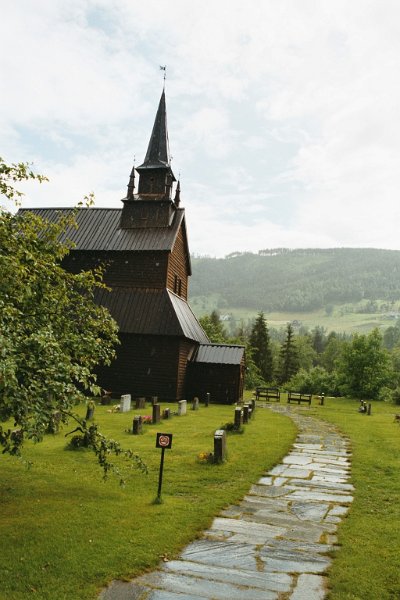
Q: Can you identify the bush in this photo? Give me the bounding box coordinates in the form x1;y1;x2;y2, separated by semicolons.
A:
286;366;340;396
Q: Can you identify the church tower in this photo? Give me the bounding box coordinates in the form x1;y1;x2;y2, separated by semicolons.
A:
120;90;179;229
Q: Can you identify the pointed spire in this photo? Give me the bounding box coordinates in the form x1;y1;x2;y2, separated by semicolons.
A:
126;160;136;199
138;90;171;170
174;179;181;207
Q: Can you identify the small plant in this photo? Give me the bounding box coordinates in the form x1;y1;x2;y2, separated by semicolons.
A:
141;415;153;424
197;451;214;463
219;422;244;434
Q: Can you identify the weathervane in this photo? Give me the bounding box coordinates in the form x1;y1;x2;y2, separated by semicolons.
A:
160;65;167;86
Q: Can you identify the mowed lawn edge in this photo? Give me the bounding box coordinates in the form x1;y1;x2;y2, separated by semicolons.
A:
0;402;296;600
301;397;400;600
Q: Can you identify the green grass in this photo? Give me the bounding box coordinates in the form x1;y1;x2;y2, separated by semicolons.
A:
296;397;400;600
0;401;296;600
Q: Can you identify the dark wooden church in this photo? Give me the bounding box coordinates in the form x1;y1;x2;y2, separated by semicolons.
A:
24;91;245;403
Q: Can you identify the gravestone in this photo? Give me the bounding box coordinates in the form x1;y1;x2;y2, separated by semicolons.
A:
192;397;199;410
132;415;142;435
135;397;146;409
214;429;227;463
205;392;210;407
250;398;256;412
242;404;250;423
85;403;95;420
178;399;187;416
234;407;243;428
163;408;171;419
120;394;131;413
152;404;161;424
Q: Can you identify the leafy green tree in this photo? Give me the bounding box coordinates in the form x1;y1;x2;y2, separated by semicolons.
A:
277;323;299;384
321;332;346;372
0;158;146;481
336;329;392;399
286;366;339;396
296;335;317;371
249;311;273;382
311;326;327;355
199;310;227;343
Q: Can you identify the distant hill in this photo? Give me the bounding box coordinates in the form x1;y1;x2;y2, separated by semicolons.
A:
189;248;400;313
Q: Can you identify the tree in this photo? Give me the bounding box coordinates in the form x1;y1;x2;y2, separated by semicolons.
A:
0;158;146;481
249;311;273;382
335;329;392;399
277;323;299;384
199;310;227;343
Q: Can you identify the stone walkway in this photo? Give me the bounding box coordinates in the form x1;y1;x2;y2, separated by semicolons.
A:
99;406;353;600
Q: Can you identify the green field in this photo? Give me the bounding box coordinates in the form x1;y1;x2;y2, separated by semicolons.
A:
1;397;399;599
0;401;295;600
191;301;395;335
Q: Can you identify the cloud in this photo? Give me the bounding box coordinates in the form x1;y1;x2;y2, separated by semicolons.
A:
2;1;400;255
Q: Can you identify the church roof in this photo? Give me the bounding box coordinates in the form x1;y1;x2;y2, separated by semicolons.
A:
192;344;245;365
18;207;188;255
94;287;209;343
137;89;171;170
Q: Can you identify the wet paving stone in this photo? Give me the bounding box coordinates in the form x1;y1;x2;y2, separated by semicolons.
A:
99;407;353;600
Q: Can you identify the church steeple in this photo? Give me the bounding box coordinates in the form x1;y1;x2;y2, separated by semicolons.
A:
120;90;179;229
136;89;176;197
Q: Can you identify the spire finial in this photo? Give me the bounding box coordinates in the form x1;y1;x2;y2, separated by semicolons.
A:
174;177;181;207
160;65;166;88
127;155;136;199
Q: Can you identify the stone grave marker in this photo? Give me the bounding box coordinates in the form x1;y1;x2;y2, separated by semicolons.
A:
192;397;199;410
135;397;146;409
132;415;142;435
242;404;250;423
120;394;131;413
234;407;243;428
205;392;210;407
163;408;170;419
214;429;227;463
178;399;187;416
152;403;161;424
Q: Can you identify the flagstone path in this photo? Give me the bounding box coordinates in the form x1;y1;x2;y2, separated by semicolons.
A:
99;405;353;600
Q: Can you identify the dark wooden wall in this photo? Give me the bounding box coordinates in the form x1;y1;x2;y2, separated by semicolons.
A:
97;333;197;400
186;362;244;405
167;227;189;299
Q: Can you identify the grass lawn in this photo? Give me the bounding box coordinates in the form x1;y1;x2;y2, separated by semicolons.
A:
295;397;400;600
0;401;296;600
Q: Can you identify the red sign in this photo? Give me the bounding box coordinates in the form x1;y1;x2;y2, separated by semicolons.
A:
156;433;173;449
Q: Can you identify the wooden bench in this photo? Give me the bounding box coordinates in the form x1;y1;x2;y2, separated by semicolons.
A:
256;387;281;402
287;391;312;405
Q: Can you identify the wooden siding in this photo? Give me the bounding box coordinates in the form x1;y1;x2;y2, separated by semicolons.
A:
186;361;245;404
97;333;185;400
177;339;197;398
167;226;189;299
63;250;169;289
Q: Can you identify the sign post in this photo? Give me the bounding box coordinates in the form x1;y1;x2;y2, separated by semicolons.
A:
155;433;173;502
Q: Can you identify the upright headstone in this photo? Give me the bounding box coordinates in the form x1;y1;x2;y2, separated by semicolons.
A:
132;415;142;435
163;408;170;419
367;403;372;416
250;398;256;412
152;404;161;424
135;397;146;409
234;407;243;428
120;394;131;413
178;399;187;416
205;392;210;407
243;404;250;423
192;397;199;410
86;403;95;420
214;429;227;463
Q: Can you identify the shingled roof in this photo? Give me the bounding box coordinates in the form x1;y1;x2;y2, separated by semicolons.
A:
192;344;245;365
94;287;209;343
18;207;188;256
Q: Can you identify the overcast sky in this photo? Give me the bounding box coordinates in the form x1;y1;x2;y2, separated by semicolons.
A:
2;0;400;257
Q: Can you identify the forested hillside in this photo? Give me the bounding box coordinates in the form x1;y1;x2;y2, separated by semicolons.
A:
189;248;400;312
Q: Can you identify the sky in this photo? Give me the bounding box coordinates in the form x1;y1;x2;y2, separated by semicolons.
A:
2;0;400;257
